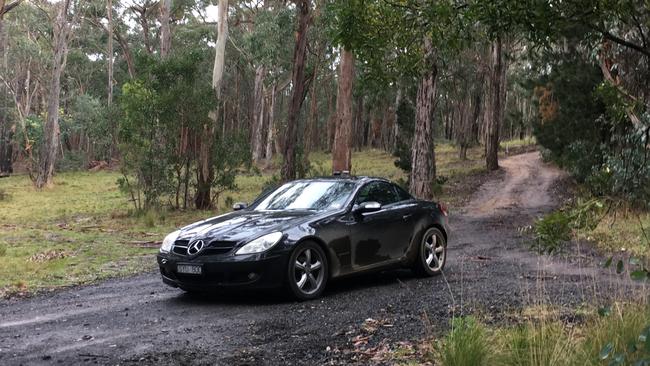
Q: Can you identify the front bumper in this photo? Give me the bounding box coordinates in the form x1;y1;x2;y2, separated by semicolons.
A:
157;251;289;291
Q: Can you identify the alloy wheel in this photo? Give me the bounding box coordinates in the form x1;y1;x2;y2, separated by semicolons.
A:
293;247;325;296
423;230;445;272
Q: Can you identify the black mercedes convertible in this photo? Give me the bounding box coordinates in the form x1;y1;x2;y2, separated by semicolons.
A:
157;176;450;300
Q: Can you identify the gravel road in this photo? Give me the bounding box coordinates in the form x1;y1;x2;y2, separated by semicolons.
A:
0;152;637;365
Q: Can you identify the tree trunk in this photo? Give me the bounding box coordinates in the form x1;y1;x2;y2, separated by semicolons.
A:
280;0;310;181
106;0;113;106
251;65;265;164
35;0;73;188
0;4;10;176
325;83;335;151
409;37;438;200
392;88;402;151
305;71;318;156
265;82;276;161
485;37;504;171
196;0;228;209
159;0;171;58
107;0;116;159
332;48;354;173
0;0;22;176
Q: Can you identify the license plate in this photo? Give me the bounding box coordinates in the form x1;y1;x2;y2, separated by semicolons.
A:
177;264;202;275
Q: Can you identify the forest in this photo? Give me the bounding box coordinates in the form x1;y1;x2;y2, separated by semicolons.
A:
0;0;645;209
0;0;649;365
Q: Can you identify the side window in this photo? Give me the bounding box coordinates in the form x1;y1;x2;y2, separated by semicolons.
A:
355;182;399;206
394;185;412;201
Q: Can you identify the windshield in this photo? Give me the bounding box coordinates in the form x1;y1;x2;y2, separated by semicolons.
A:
252;181;356;212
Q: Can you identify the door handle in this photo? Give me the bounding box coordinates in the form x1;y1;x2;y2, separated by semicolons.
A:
402;214;412;220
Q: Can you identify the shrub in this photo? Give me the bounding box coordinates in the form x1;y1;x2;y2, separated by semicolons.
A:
441;317;490;366
55;150;87;172
118;50;249;211
533;211;572;253
533;198;606;253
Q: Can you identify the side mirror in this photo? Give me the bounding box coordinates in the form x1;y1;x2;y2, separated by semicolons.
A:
232;202;248;211
353;201;382;214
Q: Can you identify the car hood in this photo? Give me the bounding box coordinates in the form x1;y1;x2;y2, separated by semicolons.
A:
177;209;316;243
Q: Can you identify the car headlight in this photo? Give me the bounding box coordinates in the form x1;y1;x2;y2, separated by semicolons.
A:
235;232;283;255
160;230;180;253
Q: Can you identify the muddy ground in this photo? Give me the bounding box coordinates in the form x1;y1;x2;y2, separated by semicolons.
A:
0;152;639;365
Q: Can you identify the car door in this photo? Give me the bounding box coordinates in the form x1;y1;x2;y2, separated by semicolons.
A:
390;184;420;256
349;181;412;269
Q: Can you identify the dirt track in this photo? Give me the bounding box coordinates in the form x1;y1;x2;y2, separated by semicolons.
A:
0;152;638;365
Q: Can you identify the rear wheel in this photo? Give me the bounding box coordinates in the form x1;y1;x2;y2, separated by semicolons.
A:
286;242;328;300
413;227;447;276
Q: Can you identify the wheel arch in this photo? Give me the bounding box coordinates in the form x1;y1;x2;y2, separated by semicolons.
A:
293;236;335;278
431;223;448;243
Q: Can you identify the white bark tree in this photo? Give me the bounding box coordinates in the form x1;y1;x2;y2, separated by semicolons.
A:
35;0;76;188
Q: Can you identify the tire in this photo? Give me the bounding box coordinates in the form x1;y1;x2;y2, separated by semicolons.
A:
413;227;447;276
286;241;328;300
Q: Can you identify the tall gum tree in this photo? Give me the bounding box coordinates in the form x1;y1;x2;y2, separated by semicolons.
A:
332;48;354;172
484;36;506;171
330;0;465;199
0;0;23;176
280;0;310;182
409;37;438;199
159;0;171;58
195;0;228;209
35;0;77;188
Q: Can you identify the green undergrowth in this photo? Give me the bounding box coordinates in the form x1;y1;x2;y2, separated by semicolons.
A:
404;303;650;366
533;196;650;264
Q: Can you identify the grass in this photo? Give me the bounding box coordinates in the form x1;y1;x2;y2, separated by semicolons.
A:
580;208;650;260
440;317;490;366
398;303;650;366
0;140;523;297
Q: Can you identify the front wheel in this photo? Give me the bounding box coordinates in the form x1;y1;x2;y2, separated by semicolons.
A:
286;242;328;300
413;227;447;276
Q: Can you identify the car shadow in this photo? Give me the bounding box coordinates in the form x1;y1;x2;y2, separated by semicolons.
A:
167;268;423;306
324;268;422;297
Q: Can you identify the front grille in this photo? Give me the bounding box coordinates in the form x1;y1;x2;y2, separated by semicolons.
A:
171;239;237;256
204;240;237;255
172;239;190;255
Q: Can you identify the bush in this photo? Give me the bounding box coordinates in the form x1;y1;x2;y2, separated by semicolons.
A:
533;211;572;253
55;150;87;172
441;317;490;366
533;198;606;253
118;50;249;211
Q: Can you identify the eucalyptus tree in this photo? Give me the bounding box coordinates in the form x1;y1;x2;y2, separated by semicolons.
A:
280;0;311;181
0;1;51;173
0;0;23;176
245;0;295;164
333;0;467;199
36;0;81;188
194;0;228;209
327;0;368;173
